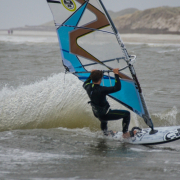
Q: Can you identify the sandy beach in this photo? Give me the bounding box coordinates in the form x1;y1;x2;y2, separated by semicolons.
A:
1;30;180;44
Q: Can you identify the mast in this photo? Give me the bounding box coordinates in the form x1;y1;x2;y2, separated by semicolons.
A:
98;0;157;133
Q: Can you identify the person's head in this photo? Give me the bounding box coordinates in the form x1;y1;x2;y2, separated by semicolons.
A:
91;70;103;84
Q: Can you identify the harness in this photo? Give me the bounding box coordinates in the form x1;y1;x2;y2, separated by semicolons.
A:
88;84;109;117
88;101;109;117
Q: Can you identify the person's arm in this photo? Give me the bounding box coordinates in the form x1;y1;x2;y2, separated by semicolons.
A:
114;73;121;91
101;69;121;95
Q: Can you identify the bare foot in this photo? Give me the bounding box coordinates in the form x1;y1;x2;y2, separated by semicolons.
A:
134;130;137;136
123;130;137;138
123;132;131;138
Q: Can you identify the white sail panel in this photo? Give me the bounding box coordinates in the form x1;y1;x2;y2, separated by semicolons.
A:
78;8;97;27
77;27;125;65
89;0;104;13
47;0;81;25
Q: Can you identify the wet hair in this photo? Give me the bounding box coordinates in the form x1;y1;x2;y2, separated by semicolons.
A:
90;70;103;83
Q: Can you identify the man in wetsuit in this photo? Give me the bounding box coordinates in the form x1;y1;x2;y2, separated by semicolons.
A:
83;68;132;138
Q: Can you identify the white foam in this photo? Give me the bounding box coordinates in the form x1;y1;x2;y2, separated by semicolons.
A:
153;106;178;126
125;41;180;48
0;73;92;131
158;48;180;54
0;73;139;132
0;131;14;140
57;127;96;137
0;35;58;44
131;147;163;153
0;147;85;163
130;148;145;152
31;178;80;180
146;43;180;47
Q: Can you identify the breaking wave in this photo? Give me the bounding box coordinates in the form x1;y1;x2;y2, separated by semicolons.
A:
0;73;179;132
0;73;139;132
151;106;180;127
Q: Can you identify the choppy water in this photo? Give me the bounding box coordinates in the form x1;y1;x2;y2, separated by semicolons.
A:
0;32;180;179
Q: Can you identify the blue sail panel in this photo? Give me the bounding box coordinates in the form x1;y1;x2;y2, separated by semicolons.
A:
110;79;144;116
79;74;145;117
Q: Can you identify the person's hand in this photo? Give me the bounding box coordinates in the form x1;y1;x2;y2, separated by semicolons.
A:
113;68;119;75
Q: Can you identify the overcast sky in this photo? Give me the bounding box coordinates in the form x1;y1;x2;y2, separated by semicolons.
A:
0;0;180;29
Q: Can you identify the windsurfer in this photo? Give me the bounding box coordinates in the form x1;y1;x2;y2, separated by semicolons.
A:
83;69;134;138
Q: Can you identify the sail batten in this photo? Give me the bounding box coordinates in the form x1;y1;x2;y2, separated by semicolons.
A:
55;24;115;34
75;57;125;68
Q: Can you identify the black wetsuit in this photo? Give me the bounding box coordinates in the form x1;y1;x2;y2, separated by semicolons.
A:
83;74;130;134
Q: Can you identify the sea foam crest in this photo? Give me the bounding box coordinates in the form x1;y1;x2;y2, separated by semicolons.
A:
152;106;178;126
0;72;142;132
0;35;58;44
0;73;97;131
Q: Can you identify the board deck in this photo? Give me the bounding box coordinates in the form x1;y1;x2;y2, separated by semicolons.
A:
111;126;180;145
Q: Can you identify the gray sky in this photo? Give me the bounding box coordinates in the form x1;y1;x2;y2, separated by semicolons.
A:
0;0;180;29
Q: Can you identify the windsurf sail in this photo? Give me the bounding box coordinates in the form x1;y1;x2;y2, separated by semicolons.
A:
47;0;155;130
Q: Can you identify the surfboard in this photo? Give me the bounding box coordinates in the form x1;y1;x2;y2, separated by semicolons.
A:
110;126;180;145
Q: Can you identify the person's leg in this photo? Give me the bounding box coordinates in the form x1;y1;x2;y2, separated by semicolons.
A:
121;111;130;133
100;109;130;133
93;111;108;133
101;121;108;132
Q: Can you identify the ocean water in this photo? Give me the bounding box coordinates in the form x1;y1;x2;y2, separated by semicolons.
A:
0;31;180;180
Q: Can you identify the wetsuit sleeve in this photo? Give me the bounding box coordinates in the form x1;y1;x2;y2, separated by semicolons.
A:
83;75;91;90
101;74;121;95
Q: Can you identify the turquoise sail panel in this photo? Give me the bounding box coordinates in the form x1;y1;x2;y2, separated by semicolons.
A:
79;75;144;116
111;79;144;116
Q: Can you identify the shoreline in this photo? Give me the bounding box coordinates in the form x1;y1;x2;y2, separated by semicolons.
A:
0;30;180;44
121;34;180;44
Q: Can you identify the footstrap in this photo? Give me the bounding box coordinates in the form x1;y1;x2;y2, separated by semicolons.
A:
129;127;142;137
